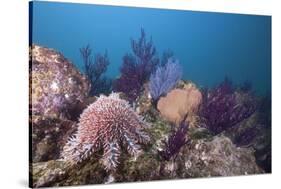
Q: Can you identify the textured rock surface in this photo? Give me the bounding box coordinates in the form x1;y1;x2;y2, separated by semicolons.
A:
31;117;77;163
31;154;108;188
172;134;263;178
136;83;153;115
157;83;202;125
31;126;263;187
223;112;272;172
32;160;68;188
30;44;90;120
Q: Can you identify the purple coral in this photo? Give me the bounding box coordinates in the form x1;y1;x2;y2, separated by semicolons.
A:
113;29;159;102
80;45;112;96
113;54;143;102
61;93;150;171
131;28;159;72
149;58;182;101
159;115;189;161
199;78;257;134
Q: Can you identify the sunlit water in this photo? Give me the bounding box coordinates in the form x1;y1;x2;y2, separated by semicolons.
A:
31;1;271;95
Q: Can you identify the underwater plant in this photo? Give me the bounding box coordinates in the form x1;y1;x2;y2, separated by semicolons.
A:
159;115;189;161
199;78;257;134
61;93;150;171
149;58;182;101
113;28;159;102
80;44;112;96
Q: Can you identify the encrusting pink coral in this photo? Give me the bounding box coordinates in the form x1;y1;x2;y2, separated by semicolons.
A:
61;93;150;171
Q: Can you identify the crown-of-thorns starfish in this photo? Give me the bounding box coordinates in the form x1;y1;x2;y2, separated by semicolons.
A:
61;93;150;171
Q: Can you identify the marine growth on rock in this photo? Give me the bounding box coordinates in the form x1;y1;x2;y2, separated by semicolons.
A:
30;44;90;119
61;93;150;171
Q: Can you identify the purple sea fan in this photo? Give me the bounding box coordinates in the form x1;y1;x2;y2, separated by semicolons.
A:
61;93;150;171
199;78;257;134
80;44;112;96
113;54;143;102
159;115;189;161
149;58;182;101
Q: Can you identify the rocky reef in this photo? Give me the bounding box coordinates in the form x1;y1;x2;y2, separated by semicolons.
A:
30;45;271;188
30;44;91;164
30;44;90;120
31;118;77;163
31;128;263;187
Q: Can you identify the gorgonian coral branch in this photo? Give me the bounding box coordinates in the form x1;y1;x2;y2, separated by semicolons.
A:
159;115;189;161
199;78;257;134
80;44;112;96
113;28;159;102
149;58;182;101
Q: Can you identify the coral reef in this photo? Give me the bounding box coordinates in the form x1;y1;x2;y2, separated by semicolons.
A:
30;44;271;187
61;93;150;171
157;83;202;125
32;131;263;187
30;44;90;119
113;29;159;102
80;44;112;96
199;78;257;134
149;58;182;101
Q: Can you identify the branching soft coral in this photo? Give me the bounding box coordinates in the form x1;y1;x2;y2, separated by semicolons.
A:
159;114;189;161
80;45;112;96
113;28;159;102
199;78;257;134
131;28;159;72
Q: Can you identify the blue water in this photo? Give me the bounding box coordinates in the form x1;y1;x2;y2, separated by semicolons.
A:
31;1;271;95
